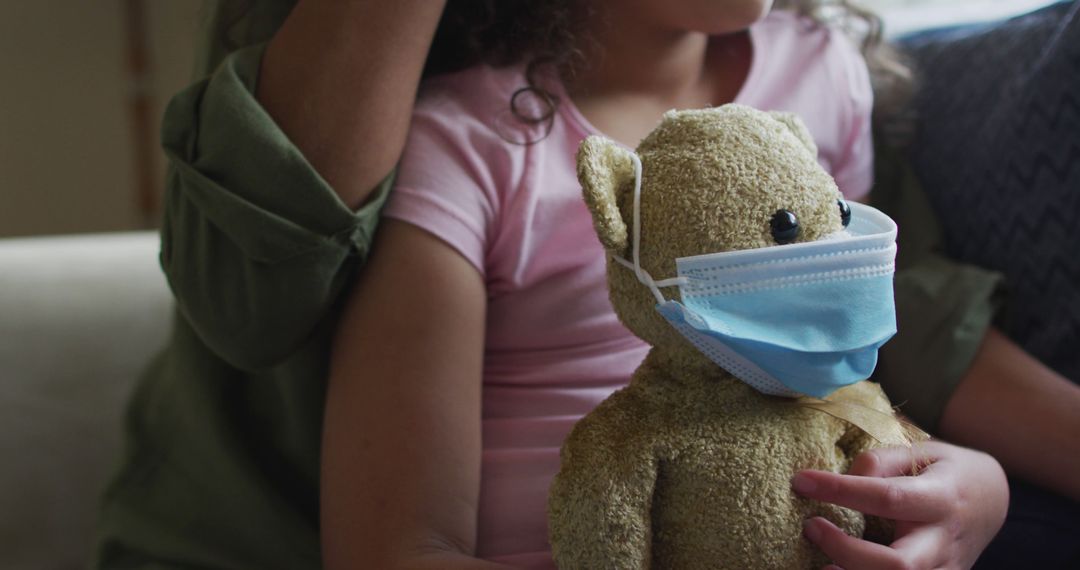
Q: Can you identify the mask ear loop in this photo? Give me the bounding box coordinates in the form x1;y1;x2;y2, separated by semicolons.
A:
611;152;688;305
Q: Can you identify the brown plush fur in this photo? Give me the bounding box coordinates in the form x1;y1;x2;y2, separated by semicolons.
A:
549;105;894;569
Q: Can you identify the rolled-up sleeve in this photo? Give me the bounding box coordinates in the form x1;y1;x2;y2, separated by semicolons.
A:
877;255;1002;429
870;141;1002;430
160;43;391;371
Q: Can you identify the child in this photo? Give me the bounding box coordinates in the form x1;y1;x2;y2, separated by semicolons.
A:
322;1;1006;569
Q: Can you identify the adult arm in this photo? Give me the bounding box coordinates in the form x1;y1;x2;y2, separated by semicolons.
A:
161;0;445;370
322;220;513;570
257;0;446;207
937;328;1080;502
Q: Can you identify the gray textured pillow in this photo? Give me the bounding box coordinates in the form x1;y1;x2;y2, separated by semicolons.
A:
902;1;1080;384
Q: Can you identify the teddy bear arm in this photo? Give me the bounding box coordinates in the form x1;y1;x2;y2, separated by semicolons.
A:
549;425;660;569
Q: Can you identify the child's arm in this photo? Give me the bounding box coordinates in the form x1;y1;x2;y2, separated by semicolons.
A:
322;219;513;570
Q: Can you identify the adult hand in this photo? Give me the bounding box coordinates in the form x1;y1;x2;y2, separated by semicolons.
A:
793;441;1008;570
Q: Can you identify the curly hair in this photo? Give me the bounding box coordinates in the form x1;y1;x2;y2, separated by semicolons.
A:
422;0;912;132
222;1;911;130
775;0;915;132
420;0;583;131
423;1;581;78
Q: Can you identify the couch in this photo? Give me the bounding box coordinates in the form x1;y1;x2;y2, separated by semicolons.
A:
0;232;172;569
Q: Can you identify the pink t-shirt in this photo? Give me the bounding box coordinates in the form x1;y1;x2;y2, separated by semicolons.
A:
382;10;873;568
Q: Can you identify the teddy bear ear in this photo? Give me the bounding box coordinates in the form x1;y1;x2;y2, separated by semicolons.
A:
577;136;634;255
767;111;819;158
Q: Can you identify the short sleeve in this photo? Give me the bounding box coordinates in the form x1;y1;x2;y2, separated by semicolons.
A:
382;91;520;276
828;35;875;201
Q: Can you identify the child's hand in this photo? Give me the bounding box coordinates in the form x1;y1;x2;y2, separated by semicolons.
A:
793;441;1008;570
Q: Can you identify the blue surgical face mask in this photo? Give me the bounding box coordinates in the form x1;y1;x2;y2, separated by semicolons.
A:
612;153;898;398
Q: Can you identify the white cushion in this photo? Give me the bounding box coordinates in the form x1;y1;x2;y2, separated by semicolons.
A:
0;232;172;569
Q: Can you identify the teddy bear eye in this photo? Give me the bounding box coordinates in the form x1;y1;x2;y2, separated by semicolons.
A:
770;209;800;245
838;199;852;228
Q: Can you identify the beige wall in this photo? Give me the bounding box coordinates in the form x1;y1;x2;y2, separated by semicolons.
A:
0;0;199;238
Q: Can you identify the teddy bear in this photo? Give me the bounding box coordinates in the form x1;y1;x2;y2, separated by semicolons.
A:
547;104;919;569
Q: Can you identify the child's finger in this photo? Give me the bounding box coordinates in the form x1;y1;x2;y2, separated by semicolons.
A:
792;470;949;522
802;517;914;570
849;442;942;479
846;446;930;478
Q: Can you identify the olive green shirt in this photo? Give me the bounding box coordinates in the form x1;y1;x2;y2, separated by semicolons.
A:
96;2;381;568
94;2;1000;568
870;141;1002;425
